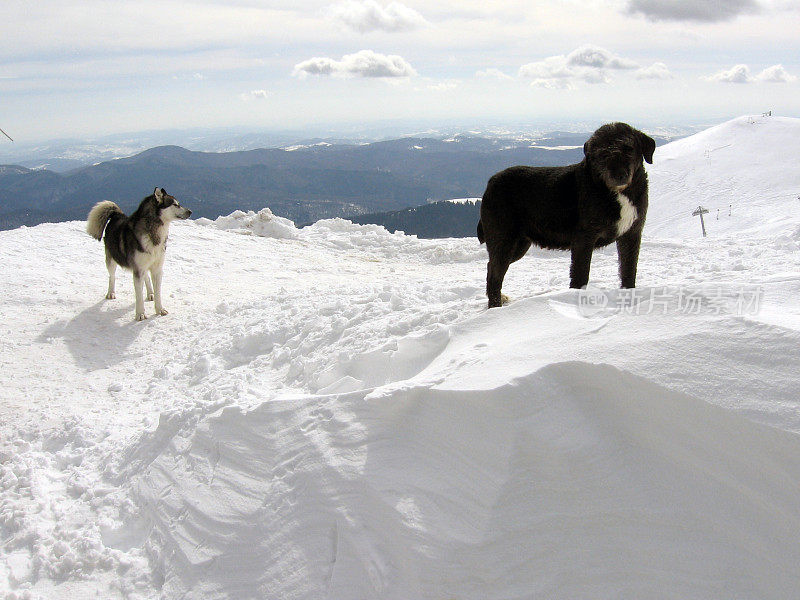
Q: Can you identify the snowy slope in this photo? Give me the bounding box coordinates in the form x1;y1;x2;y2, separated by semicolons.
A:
647;114;800;238
137;363;800;600
2;118;800;598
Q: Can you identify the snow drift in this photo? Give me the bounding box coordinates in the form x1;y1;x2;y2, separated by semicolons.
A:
133;351;800;600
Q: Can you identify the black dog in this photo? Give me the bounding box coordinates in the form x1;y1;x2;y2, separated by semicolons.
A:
477;122;655;308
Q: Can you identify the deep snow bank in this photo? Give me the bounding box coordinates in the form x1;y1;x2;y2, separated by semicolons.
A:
133;360;800;599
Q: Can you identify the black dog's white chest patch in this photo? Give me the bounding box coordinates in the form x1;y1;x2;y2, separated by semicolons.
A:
616;192;638;236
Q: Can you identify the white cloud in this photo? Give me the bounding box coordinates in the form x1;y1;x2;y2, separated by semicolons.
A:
327;0;429;32
427;80;459;91
519;56;573;81
581;70;612;84
566;45;638;70
756;64;797;83
239;90;271;102
529;77;576;90
293;50;417;79
706;64;754;83
171;72;207;81
705;64;799;84
519;45;636;88
475;68;514;80
636;62;674;80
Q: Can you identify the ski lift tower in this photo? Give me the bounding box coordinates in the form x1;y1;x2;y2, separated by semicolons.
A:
692;205;709;237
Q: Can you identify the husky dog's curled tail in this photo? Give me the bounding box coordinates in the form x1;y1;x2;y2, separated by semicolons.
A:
87;201;123;240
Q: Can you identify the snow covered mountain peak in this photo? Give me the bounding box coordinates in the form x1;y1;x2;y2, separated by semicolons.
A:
647;113;800;238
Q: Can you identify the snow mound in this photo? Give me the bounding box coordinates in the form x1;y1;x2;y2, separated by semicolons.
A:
304;218;485;264
647;114;800;238
132;359;800;599
195;211;486;264
198;208;299;239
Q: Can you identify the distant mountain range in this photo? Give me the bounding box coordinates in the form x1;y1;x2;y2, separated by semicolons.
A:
0;123;694;172
0;131;672;232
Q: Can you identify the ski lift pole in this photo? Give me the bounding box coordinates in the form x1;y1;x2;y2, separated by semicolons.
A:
0;127;12;142
692;205;709;237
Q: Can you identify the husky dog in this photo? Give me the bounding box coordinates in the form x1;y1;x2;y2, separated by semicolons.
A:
477;122;655;308
87;188;192;320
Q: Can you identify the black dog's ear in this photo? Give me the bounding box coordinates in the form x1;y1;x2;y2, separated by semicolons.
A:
638;131;656;164
583;141;589;156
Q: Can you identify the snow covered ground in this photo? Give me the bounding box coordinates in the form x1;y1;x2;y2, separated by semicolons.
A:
2;115;800;599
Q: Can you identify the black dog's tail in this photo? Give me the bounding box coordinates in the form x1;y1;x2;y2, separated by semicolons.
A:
477;220;485;244
86;201;123;240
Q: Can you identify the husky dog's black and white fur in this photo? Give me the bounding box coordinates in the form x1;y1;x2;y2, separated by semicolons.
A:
477;122;655;308
87;188;192;320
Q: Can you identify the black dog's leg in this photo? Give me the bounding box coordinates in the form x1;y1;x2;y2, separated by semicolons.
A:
569;238;594;289
485;238;530;308
486;257;510;308
616;228;642;288
510;238;532;264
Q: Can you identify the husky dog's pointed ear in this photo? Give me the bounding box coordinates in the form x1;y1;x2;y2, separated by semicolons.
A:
637;131;656;164
154;187;164;202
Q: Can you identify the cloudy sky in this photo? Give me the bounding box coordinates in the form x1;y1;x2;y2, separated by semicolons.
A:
2;0;799;141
